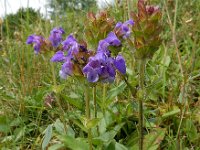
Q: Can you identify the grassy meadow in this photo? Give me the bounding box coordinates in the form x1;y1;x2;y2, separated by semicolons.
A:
0;0;200;149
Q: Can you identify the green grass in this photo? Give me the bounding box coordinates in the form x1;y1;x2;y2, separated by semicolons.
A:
0;0;200;149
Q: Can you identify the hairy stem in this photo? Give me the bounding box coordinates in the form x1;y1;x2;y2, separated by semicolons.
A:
93;86;97;118
93;86;99;135
102;84;107;116
50;62;66;132
138;59;146;150
85;85;92;150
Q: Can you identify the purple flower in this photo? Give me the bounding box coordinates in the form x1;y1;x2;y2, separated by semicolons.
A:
97;32;121;57
125;19;134;26
83;66;99;82
49;27;65;47
114;55;126;74
97;40;111;57
97;40;110;52
83;52;116;83
62;34;79;55
51;49;74;79
51;51;67;62
104;32;121;46
114;19;134;38
83;30;127;83
59;58;73;79
26;34;44;54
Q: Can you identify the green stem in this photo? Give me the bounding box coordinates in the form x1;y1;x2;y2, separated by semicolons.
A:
138;59;146;150
85;85;92;150
50;62;57;85
102;84;107;116
93;86;97;118
93;86;99;136
50;62;66;132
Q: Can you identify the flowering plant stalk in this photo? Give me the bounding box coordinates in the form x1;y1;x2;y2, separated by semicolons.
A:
138;59;146;150
85;84;93;150
26;1;162;148
127;0;162;149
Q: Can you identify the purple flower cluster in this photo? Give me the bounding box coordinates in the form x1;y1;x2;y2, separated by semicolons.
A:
26;34;44;54
49;27;65;47
26;20;132;83
83;31;126;83
26;27;65;53
51;34;80;79
62;35;79;55
114;19;134;38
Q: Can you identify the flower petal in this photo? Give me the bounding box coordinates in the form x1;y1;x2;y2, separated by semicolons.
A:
105;32;121;46
87;69;99;82
114;55;126;74
51;51;66;62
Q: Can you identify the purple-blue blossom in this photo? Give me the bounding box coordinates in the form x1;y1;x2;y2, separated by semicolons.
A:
51;33;93;79
83;52;116;83
51;51;67;62
49;27;65;47
83;31;126;83
26;34;44;54
97;32;121;56
59;58;73;79
83;51;126;83
104;32;121;47
62;35;79;56
114;19;134;38
114;55;126;74
51;34;79;79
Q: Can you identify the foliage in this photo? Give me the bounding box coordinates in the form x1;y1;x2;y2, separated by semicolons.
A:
47;0;96;18
2;8;43;38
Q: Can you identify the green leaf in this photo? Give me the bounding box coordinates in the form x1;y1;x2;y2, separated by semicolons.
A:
115;142;128;150
130;128;166;150
54;119;65;134
59;135;89;150
42;124;53;150
51;84;65;94
0;116;10;133
86;118;101;129
145;128;166;150
161;108;180;120
10;117;22;127
48;144;65;150
93;123;125;144
62;94;83;109
105;82;126;106
161;55;171;67
71;119;88;133
66;126;75;138
14;126;26;142
105;140;128;150
184;120;198;142
106;82;126;101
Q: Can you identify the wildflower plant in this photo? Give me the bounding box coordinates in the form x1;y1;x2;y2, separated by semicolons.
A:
128;0;162;149
130;0;162;59
26;0;162;149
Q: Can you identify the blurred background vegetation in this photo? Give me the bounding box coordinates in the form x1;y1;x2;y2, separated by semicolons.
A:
0;0;200;149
